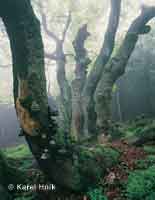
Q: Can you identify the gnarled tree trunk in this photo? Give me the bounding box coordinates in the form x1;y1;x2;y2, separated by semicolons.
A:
95;6;155;132
82;0;121;136
0;0;120;192
71;24;91;140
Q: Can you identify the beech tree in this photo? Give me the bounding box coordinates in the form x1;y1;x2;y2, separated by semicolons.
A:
1;0;155;192
36;0;155;138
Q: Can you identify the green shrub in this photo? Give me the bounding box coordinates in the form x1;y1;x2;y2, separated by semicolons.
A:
126;166;155;200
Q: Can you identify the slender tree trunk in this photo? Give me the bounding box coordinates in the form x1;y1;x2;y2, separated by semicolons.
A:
41;9;72;134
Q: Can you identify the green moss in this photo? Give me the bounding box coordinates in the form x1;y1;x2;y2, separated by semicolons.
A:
144;146;155;154
99;147;120;167
109;122;125;140
2;145;34;177
3;145;31;159
79;146;120;169
145;192;155;200
126;166;155;200
87;187;108;200
78;146;120;188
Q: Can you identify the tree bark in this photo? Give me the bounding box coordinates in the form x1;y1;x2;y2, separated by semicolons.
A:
71;24;91;140
95;6;155;132
0;0;57;188
82;0;121;136
55;42;72;134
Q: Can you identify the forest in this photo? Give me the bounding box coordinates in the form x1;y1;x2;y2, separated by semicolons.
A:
0;0;155;199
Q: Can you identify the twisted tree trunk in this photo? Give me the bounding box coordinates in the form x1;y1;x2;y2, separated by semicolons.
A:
82;0;121;136
95;6;155;132
71;24;91;140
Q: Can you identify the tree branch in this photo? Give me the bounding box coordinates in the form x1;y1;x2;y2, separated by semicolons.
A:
45;51;74;61
36;1;72;132
110;5;155;81
41;12;59;42
62;10;72;43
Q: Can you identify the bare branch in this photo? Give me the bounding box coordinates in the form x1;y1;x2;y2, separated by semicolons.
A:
41;12;59;42
62;10;72;43
45;52;74;61
35;0;59;42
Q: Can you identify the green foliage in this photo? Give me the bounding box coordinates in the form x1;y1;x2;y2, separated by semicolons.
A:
87;187;107;200
126;166;155;200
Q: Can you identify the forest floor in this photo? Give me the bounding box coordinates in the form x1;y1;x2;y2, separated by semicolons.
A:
2;118;155;200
